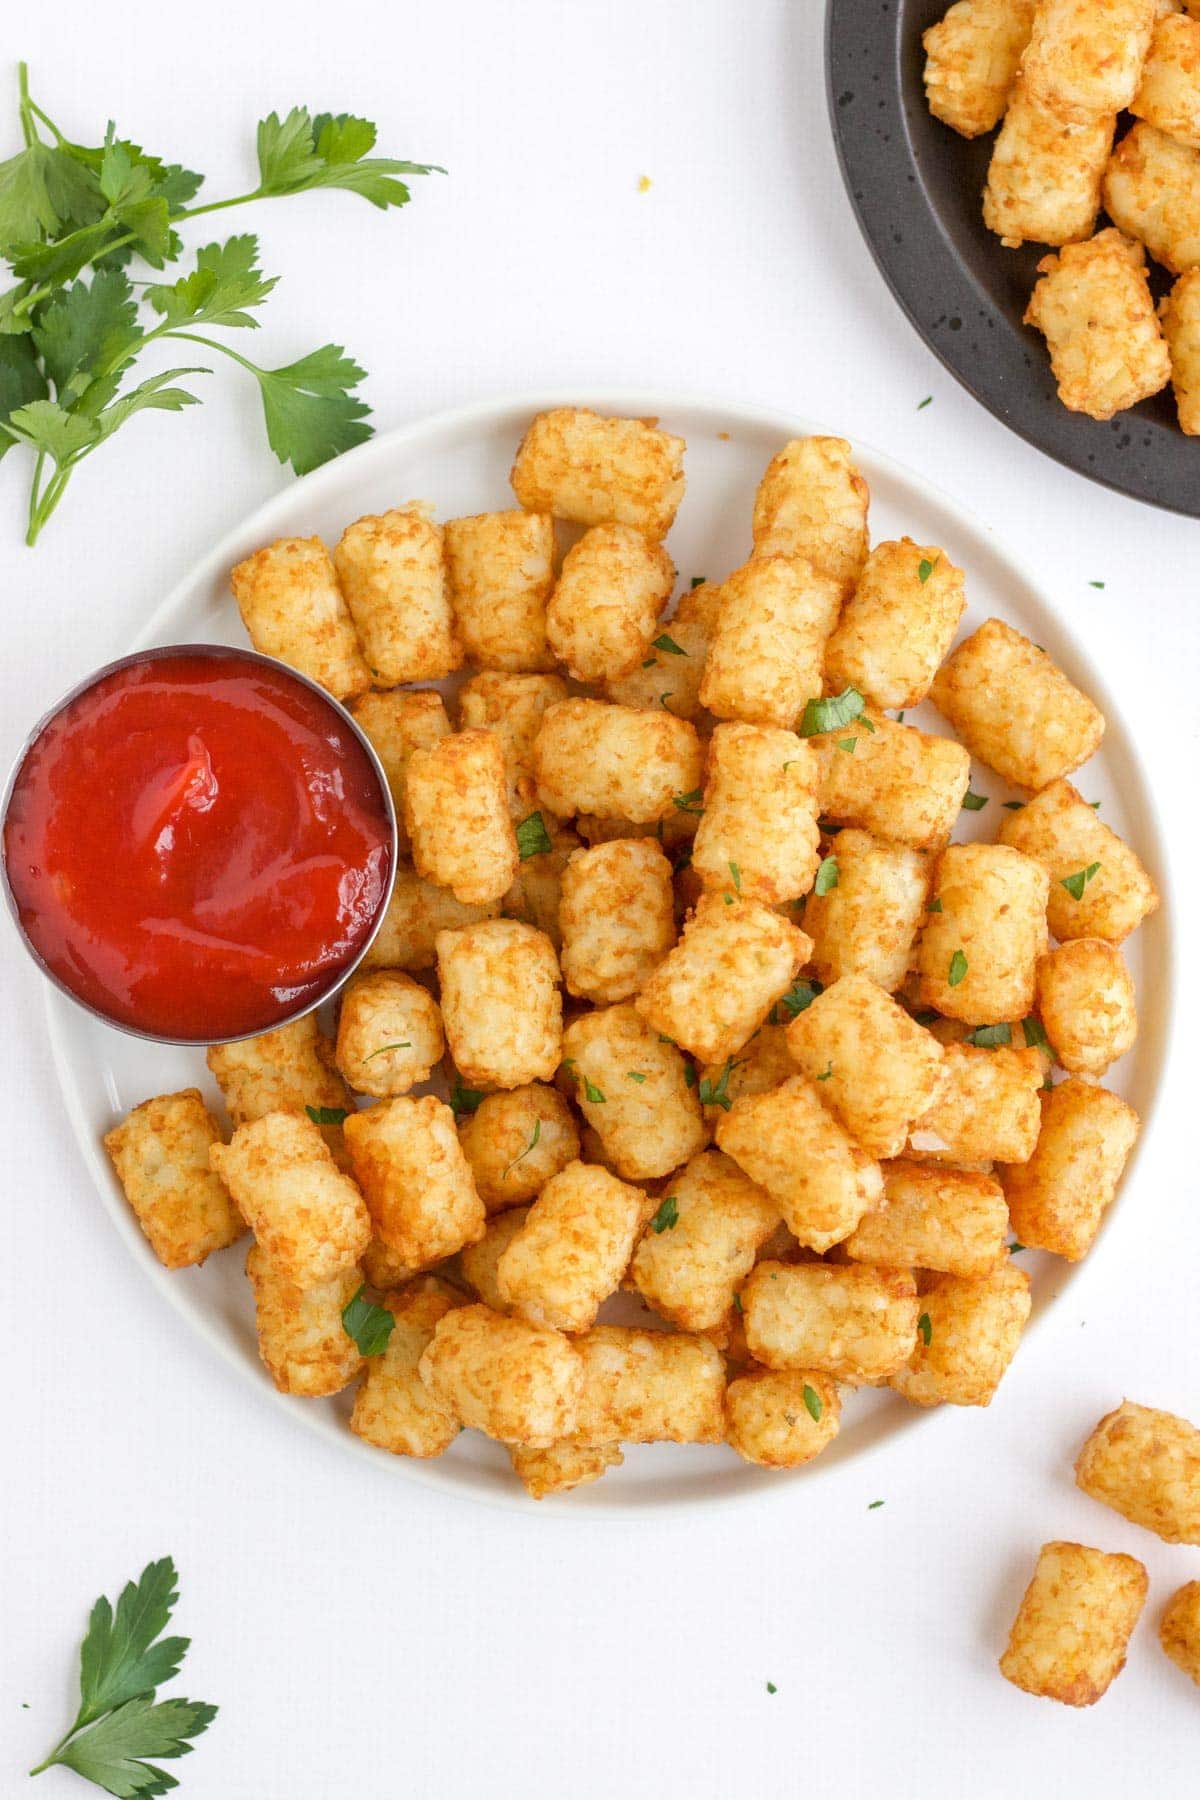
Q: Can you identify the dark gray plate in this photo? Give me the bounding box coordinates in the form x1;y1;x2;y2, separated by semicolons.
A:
826;0;1199;516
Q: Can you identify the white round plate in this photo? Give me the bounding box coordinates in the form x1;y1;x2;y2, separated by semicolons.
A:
44;390;1171;1513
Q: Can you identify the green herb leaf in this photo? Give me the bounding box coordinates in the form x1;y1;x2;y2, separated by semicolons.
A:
362;1041;412;1061
682;1062;697;1088
816;1059;833;1081
305;1104;348;1125
918;1311;932;1346
672;787;704;814
449;1077;484;1118
917;395;932;409
698;1057;738;1110
626;1071;647;1084
0;332;47;456
650;1195;679;1233
32;268;140;397
728;860;741;893
515;810;553;861
896;711;905;723
255;106;443;208
652;632;686;656
961;789;988;811
1060;862;1100;901
927;897;943;912
868;1499;884;1509
1008;1241;1025;1255
836;736;857;753
948;950;968;988
802;1382;822;1422
641;657;656;669
814;856;839;896
732;1291;744;1314
341;1286;395;1356
966;1023;1010;1048
582;1076;606;1105
1002;800;1024;810
689;575;705;588
770;977;823;1023
912;1008;939;1026
145;234;277;330
502;1119;541;1177
48;1694;218;1798
252;342;371;476
1021;1016;1049;1051
917;557;937;584
766;1681;778;1694
72;1559;188;1730
799;685;865;738
1089;580;1105;589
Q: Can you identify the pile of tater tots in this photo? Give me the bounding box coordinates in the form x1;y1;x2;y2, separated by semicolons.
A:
103;405;1163;1513
924;0;1200;425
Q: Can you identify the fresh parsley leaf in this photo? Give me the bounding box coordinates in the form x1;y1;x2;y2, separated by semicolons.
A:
732;1291;744;1314
816;1060;833;1081
912;1008;939;1026
255;106;443;208
341;1286;394;1356
966;1023;1010;1048
253;342;371;475
650;1195;679;1233
582;1076;605;1105
1060;862;1100;901
766;1681;778;1695
1021;1016;1049;1051
689;575;705;588
145;235;277;329
47;1694;218;1799
802;1383;822;1422
961;789;988;811
1002;800;1024;810
652;632;686;655
362;1041;412;1061
814;855;838;896
31;269;140;397
626;1071;647;1084
918;1311;932;1346
305;1104;348;1125
449;1077;484;1117
836;736;857;753
501;1120;541;1178
948;949;968;987
698;1058;738;1110
3;395;100;464
770;977;823;1023
672;787;704;814
728;860;741;893
0;332;47;456
917;394;932;409
515;810;553;860
868;1499;884;1509
1008;1241;1025;1254
927;897;943;912
1089;580;1105;589
896;711;905;723
917;557;937;584
86;367;206;443
0;141;103;255
799;686;865;737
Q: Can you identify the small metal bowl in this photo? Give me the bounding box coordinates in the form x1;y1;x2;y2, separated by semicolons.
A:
1;643;398;1047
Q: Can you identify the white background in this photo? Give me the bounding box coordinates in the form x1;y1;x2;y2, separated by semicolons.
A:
3;3;1199;1796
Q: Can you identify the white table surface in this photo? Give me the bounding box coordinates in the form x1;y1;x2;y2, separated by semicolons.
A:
4;4;1198;1796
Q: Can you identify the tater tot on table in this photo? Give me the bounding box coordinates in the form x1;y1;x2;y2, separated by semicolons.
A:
1075;1400;1200;1544
1000;1541;1148;1706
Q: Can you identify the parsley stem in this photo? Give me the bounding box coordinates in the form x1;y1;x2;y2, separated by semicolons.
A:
17;63;36;148
159;328;262;376
173;189;272;220
26;466;75;548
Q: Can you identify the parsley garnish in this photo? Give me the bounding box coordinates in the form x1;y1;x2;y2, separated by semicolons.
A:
1089;580;1105;589
673;788;704;814
896;710;905;722
1002;800;1024;810
802;1383;822;1422
918;1312;932;1346
582;1076;606;1105
1021;1016;1048;1050
29;1557;217;1794
814;855;839;896
502;1119;541;1177
961;789;987;811
698;1058;738;1110
816;1060;834;1081
927;897;943;912
516;811;553;860
912;1008;939;1026
1007;1241;1025;1254
306;1104;348;1125
948;950;968;987
1060;862;1100;900
770;977;823;1023
682;1062;698;1089
917;557;938;584
1;73;442;544
362;1041;412;1061
653;633;686;655
626;1071;647;1084
868;1499;885;1509
837;736;857;753
729;860;741;893
650;1195;679;1233
689;575;705;588
732;1291;744;1314
966;1023;1010;1048
799;686;865;737
917;395;933;409
342;1286;395;1356
766;1681;778;1694
449;1077;484;1118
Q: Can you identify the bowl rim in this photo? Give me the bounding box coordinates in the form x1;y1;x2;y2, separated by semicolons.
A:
2;640;399;1047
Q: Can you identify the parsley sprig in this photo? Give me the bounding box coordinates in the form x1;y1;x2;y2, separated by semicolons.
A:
0;68;442;543
30;1556;217;1797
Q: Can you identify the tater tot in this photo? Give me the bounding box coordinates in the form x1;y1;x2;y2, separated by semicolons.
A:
360;862;500;972
104;1089;244;1269
510;407;685;541
699;1021;797;1123
923;0;1036;137
1000;1078;1139;1261
561;1003;708;1180
750;437;869;596
436;918;562;1088
725;1369;841;1468
559;837;676;1002
917;843;1049;1026
629;1149;779;1331
335;970;444;1098
570;1325;726;1444
1104;123;1200;274
457;1207;531;1310
546;524;674;683
1036;939;1137;1075
890;1263;1031;1406
786;974;947;1158
811;713;971;852
350;1277;463;1457
716;1074;883;1251
210;1111;370;1287
845;1159;1008;1277
804;829;930;993
743;1261;918;1381
344;1095;485;1268
603;615;712;722
245;1247;363;1397
500;822;578;949
361;1237;418;1291
1160;1583;1200;1686
1158;267;1200;431
457;672;570;822
496;1161;646;1332
998;779;1159;944
349;689;450;854
1023;0;1158;115
509;1440;624;1499
230;536;370;701
419;1303;582;1446
691;724;820;905
207;1013;350;1132
930;620;1104;790
1074;1400;1200;1544
1132;12;1200;144
333;508;461;685
1000;1541;1148;1707
635;893;809;1064
825;539;966;711
982;80;1115;248
443;508;556;672
531;697;704;824
908;1042;1044;1164
458;1083;581;1211
1024;228;1173;417
404;728;518;907
699;555;842;729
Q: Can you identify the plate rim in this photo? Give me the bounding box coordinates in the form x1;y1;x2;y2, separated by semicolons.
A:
824;0;1200;520
44;384;1177;1515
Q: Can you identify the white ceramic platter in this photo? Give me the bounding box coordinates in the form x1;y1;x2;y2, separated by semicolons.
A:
43;390;1172;1513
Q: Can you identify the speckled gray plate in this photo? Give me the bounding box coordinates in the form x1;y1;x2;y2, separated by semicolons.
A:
826;0;1200;517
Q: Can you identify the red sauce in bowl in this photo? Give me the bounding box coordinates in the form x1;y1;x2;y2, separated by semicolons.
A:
3;647;394;1041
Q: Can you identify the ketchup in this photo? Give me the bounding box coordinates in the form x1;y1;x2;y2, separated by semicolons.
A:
3;647;394;1041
